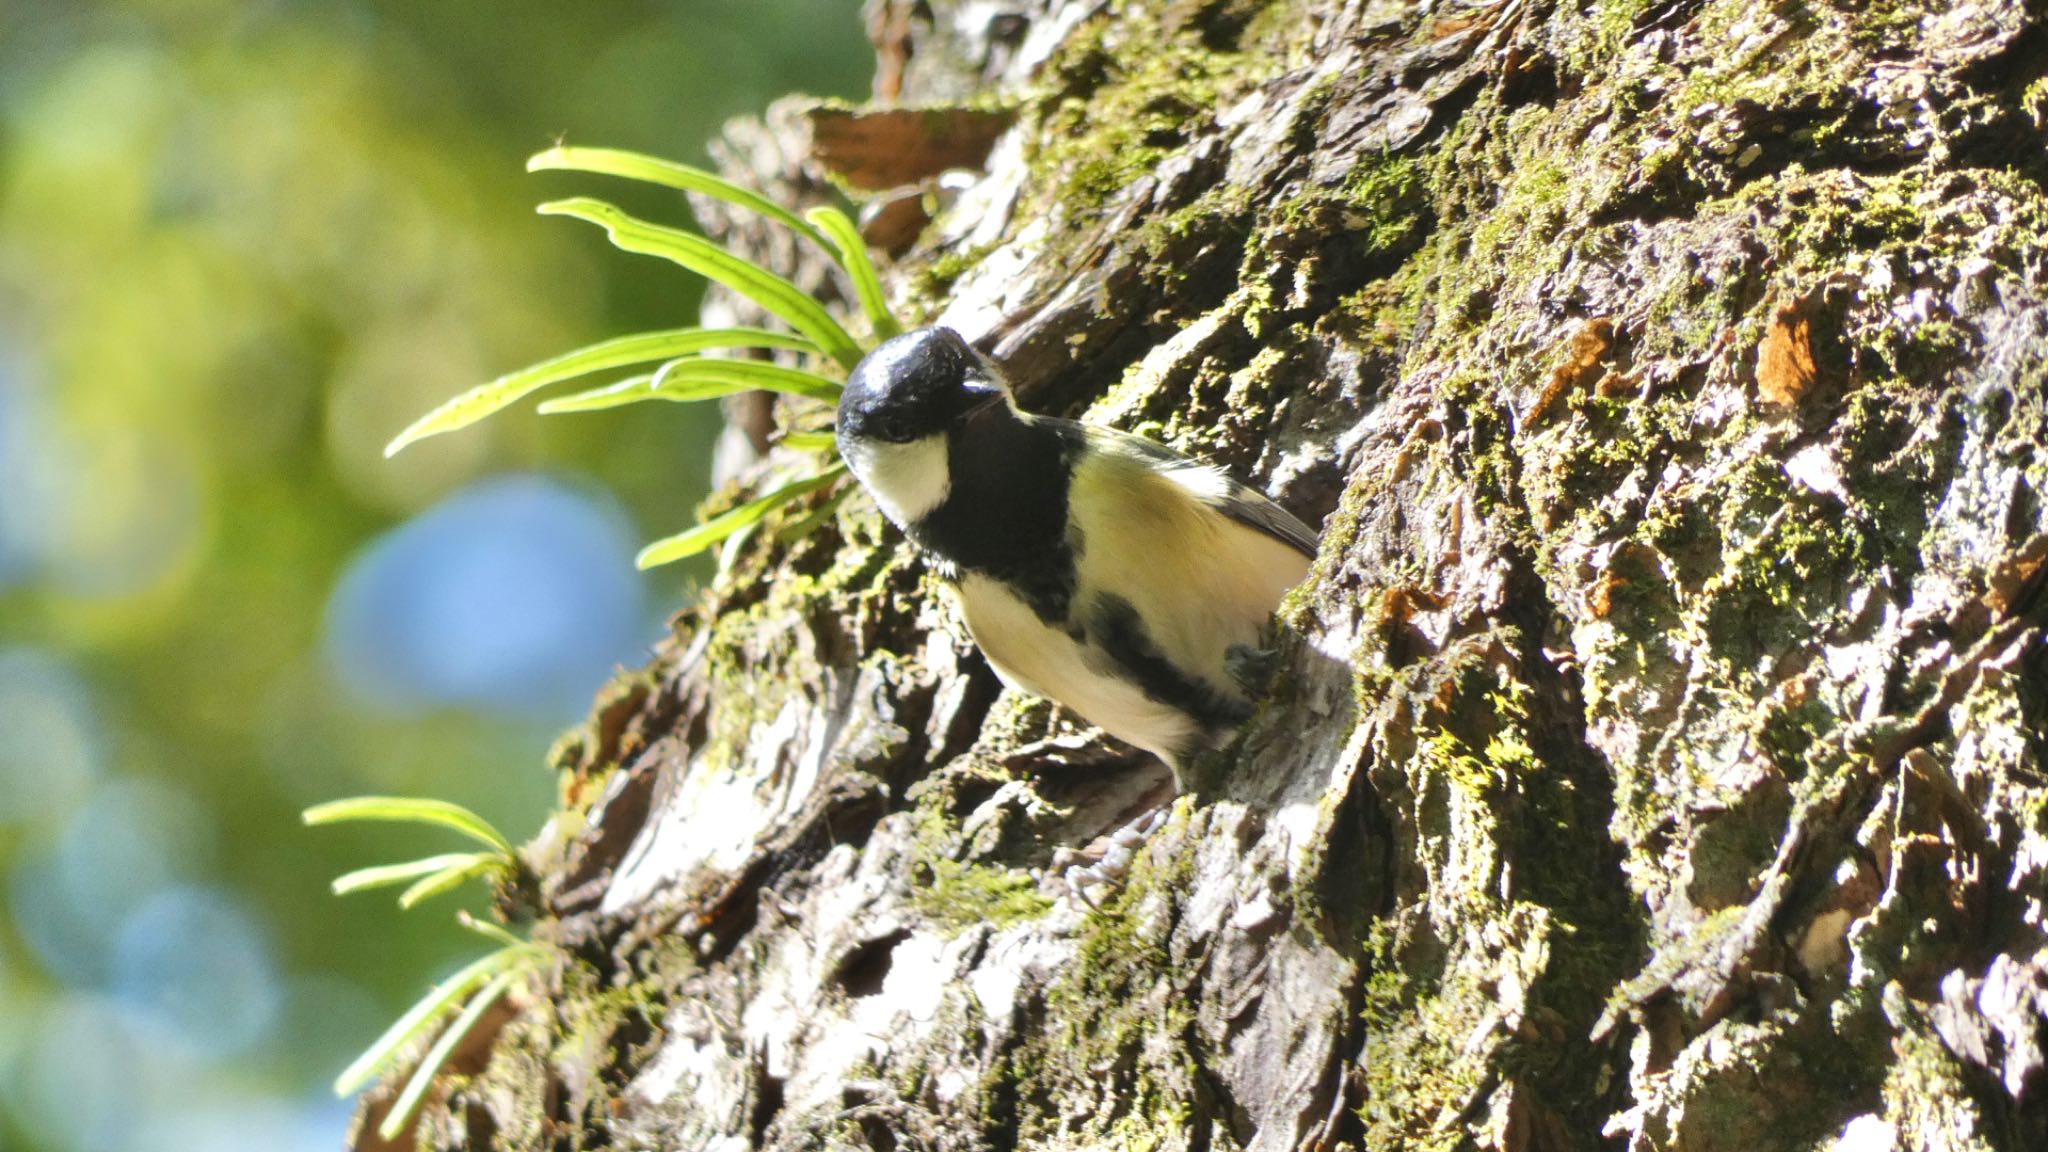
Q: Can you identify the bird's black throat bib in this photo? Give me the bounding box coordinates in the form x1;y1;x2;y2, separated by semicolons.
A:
909;406;1080;625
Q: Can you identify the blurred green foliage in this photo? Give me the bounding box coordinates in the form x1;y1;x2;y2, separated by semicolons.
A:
0;1;868;1147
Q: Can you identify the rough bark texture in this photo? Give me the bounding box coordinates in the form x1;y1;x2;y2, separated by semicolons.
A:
354;1;2048;1149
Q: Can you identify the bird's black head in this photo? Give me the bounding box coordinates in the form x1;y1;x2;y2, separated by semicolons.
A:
837;327;1007;446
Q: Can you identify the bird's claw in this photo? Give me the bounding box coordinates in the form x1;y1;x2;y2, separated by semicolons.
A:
1049;808;1168;908
1224;642;1280;695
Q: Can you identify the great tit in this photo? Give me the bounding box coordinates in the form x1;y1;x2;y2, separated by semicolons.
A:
836;327;1318;776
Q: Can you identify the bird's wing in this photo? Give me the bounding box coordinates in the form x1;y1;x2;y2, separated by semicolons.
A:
1076;422;1321;559
1200;478;1320;558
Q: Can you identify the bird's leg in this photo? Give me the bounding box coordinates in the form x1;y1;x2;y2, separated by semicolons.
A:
1042;761;1176;907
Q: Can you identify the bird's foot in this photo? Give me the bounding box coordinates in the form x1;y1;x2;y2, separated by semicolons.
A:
1225;642;1279;695
1049;807;1168;909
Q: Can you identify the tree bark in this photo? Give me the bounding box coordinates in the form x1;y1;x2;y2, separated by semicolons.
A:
355;0;2048;1148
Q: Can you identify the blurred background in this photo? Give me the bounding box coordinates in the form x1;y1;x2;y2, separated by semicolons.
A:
0;2;869;1148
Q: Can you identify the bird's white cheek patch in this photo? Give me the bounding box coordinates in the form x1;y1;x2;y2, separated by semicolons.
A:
843;435;951;527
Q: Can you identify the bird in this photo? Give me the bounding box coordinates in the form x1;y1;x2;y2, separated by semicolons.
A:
835;326;1318;779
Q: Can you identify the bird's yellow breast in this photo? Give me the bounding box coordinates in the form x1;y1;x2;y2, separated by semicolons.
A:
949;444;1310;766
1065;448;1310;698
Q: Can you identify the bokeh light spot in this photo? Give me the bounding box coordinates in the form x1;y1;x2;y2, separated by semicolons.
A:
130;1095;354;1152
9;774;212;985
112;886;282;1059
324;473;650;720
0;340;67;587
4;994;145;1152
45;420;206;602
0;647;102;826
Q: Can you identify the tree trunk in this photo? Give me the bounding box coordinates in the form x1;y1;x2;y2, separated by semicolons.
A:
355;0;2048;1148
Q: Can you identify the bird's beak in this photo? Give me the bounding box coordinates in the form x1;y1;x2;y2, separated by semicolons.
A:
960;376;1008;415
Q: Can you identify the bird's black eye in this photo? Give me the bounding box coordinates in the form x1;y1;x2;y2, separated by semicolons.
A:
874;414;915;442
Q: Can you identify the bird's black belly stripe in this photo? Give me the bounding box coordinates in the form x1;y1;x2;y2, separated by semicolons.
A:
1090;593;1250;733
